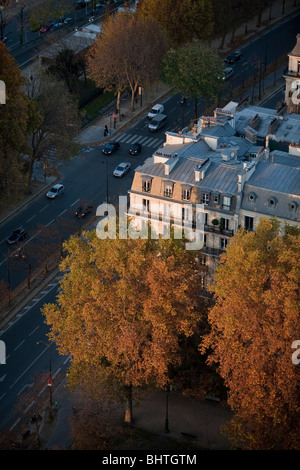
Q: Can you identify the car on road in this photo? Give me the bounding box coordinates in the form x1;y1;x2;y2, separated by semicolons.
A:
39;23;54;33
102;141;120;155
224;50;242;64
7;227;28;246
129;143;142;155
222;67;234;80
75;204;93;218
113;162;131;177
46;183;65;199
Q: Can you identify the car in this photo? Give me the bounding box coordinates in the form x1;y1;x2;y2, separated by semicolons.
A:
113;162;131;177
222;67;233;80
46;183;65;199
39;23;54;33
7;227;28;246
102;141;120;155
75;204;93;218
224;50;241;64
129;142;142;155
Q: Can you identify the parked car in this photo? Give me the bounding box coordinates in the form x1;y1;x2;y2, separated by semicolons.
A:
75;204;93;218
102;141;120;155
222;67;234;80
129;143;142;155
39;23;54;33
7;227;28;246
224;50;241;64
46;183;65;199
113;162;131;177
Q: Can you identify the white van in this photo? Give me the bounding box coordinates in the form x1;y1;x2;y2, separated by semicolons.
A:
147;103;164;120
148;114;167;132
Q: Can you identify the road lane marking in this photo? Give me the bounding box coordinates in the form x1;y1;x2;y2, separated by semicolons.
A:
26;215;36;223
39;205;49;212
14;339;25;351
28;326;40;336
71;198;80;207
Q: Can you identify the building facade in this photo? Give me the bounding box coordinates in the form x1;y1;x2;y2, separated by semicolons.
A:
127;104;300;289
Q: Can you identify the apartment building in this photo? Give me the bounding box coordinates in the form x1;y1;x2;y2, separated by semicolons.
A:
127;106;300;288
283;33;300;113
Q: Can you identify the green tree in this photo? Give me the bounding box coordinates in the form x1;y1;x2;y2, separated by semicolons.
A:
201;218;300;450
138;0;213;46
160;39;224;120
47;48;84;93
42;230;205;423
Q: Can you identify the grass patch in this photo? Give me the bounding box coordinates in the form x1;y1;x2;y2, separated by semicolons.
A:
83;90;116;120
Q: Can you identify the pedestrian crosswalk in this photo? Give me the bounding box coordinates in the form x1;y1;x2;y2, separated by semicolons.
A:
115;132;165;149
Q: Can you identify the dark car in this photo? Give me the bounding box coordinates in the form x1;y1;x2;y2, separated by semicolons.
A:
7;227;28;246
75;204;93;218
102;141;120;155
224;50;241;64
129;142;142;155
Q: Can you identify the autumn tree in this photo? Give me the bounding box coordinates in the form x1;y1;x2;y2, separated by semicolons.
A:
87;10;167;113
47;48;85;93
201;218;300;450
138;0;214;47
24;67;81;192
160;39;224;121
42;229;205;423
0;42;38;202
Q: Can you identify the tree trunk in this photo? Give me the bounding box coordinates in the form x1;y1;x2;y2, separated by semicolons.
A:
124;384;133;424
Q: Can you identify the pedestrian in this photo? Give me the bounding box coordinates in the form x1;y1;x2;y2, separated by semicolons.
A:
104;124;108;137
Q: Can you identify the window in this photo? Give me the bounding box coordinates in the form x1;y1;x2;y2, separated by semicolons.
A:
143;199;149;212
182;207;189;221
182;188;191;201
201;192;210;205
164;185;173;197
142;179;151;192
289;201;298;212
222;196;231;210
220;217;229;230
213;193;219;204
220;238;228;250
248;192;256;203
268;197;277;208
244;215;254;231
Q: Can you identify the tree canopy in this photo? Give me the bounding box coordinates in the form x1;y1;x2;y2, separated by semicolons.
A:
0;42;37;202
42;229;206;422
160;40;224;119
138;0;214;46
87;10;167;113
201;218;300;450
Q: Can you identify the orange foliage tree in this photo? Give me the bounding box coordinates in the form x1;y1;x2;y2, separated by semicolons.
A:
201;218;300;449
42;228;206;423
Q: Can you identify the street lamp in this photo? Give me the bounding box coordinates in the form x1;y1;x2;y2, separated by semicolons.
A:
164;383;170;434
37;340;53;419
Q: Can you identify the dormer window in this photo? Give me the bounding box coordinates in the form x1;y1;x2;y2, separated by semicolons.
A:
182;188;191;201
181;184;192;201
268;196;277;208
248;192;257;203
163;181;174;198
142;176;152;193
222;196;231;210
213;193;219;204
201;192;210;205
289;201;298;212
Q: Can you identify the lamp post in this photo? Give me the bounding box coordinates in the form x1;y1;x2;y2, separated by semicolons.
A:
164;383;170;434
37;340;53;419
